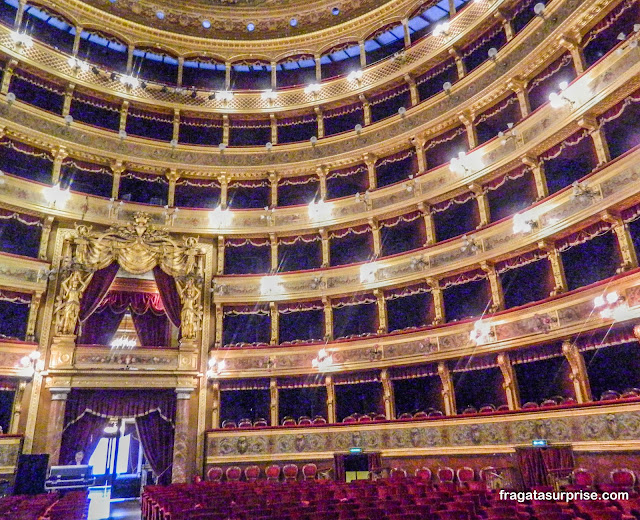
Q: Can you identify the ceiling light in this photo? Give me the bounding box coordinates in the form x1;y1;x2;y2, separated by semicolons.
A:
247;22;255;31
202;19;211;29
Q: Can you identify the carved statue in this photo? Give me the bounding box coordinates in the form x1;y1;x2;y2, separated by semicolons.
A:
178;276;202;340
54;269;90;335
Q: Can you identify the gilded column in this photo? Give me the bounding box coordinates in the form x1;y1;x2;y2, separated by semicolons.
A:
325;375;336;423
359;41;367;68
269;379;278;427
562;340;592;403
9;380;26;434
119;101;129;133
270;302;278;346
172;388;193;483
469;182;490;227
314;54;322;82
509;77;531;119
538;240;568;295
222;115;229;146
405;74;419;107
224;61;231;90
374;289;387;334
45;387;71;465
601;212;638;271
579;116;611;165
111;161;124;201
317;166;328;200
322;297;333;340
126;45;134;74
364;153;377;190
401;18;411;48
412;136;426;172
176;57;184;87
560;36;586;75
495;10;514;40
51;147;68;185
26;292;43;342
270;61;277;89
449;48;466;80
172;109;180;143
315;107;324;139
320;228;330;268
369;218;381;257
210;380;221;429
522;156;548;200
427;278;445;324
216;237;225;275
269;172;278;208
0;60;16;95
459;112;478;150
269;233;278;272
38;216;54;260
219;175;228;209
497;353;520;410
359;95;371;126
167;168;179;208
417;203;436;246
62;84;74;117
448;0;456;15
214;303;223;347
381;369;395;420
481;261;505;312
437;362;456;416
14;0;26;29
270;114;277;145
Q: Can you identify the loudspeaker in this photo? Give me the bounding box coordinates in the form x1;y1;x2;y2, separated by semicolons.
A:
14;454;49;495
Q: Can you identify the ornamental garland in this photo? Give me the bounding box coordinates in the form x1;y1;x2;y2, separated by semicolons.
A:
622;201;640;223
0;208;43;227
439;269;487;289
598;89;640;126
278;234;321;246
379;210;423;229
327;164;367;180
556;220;613;252
539;129;590;163
483;166;530;192
276;113;318;127
0;289;31;305
510;342;564;364
0;139;53;161
127;107;173;124
328;224;372;239
121;170;169;184
229;179;270;189
415;58;457;85
278;300;324;314
582;0;637;46
424;126;466;151
12;69;64;96
62;158;112;177
369;83;411;106
324;102;363;119
384;282;431;300
576;326;637;351
278;175;319;187
510;0;537;17
224;237;270;247
527;53;574;93
220;378;270;391
223;305;270;316
451;354;499;372
495;250;547;274
389;364;438;380
72;91;121;112
334;370;380;385
332;293;377;308
175;177;221;188
430;191;475;214
230;118;272;129
376;148;416;168
475;94;519;125
276;375;326;388
180;116;224;128
460;24;505;59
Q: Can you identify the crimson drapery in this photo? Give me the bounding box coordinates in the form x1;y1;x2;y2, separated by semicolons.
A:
152;266;182;328
78;263;120;323
59;412;109;467
334;454;346;482
516;447;574;488
100;291;164;314
367;452;382;472
136;411;174;486
77;307;124;345
132;311;170;347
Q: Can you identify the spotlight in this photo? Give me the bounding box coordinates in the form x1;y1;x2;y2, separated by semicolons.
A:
161;86;168;93
91;66;99;75
110;72;117;81
190;90;197;99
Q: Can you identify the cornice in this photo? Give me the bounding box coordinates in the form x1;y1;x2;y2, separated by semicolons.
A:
207;271;640;377
0;253;49;295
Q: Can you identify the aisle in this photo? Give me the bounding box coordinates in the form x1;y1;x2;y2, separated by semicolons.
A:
88;488;141;520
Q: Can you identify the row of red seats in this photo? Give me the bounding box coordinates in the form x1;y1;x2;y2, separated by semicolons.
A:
142;478;640;520
0;491;88;520
207;463;318;483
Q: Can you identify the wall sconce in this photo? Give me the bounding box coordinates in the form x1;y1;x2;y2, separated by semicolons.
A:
347;70;363;83
108;198;124;219
571;180;599;202
18;351;41;379
360;262;378;283
461;234;480;254
67;57;89;73
110;336;137;349
512;212;538;234
120;74;140;89
355;191;371;204
498;123;517;145
433;21;450;37
548;81;575;109
312;348;334;371
43;183;71;208
260;275;283;296
533;2;546;16
5;92;16;106
308;199;331;221
450;151;483;175
404;175;415;193
309;276;324;290
10;31;33;49
215;91;234;103
207;357;226;378
469;320;495;345
209;205;232;228
210;281;228;295
162;205;179;223
410;255;427;271
261;206;275;225
118;130;127;140
593;291;625;319
304;83;322;95
443;81;452;94
368;345;382;361
261;89;277;103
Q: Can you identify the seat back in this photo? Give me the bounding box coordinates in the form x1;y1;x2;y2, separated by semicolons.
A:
244;465;260;482
302;463;318;480
207;467;223;481
415;467;432;481
456;466;475;483
438;466;455;483
266;464;281;481
225;465;242;481
390;467;407;480
283;463;299;481
611;468;636;487
572;467;594;487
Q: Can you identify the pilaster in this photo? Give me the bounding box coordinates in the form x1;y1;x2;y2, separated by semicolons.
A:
216;237;225;275
562;340;592;403
374;289;387;334
427;277;445;324
481;261;505;312
522;156;548;200
172;387;194;483
469;183;490;227
269;378;278;427
539;240;568;295
320;228;330;268
364;153;377;190
497;353;520;410
325;375;336;423
45;387;71;465
270;302;278;346
381;369;395;420
38;216;54;260
437;362;456;416
322;297;333;340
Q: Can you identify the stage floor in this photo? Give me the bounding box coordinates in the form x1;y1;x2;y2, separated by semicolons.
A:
88;488;141;520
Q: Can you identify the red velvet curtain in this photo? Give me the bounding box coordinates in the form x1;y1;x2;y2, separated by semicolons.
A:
152;267;181;328
78;263;120;323
334;454;346;482
60;412;109;467
541;446;574;476
367;452;382;472
516;447;574;488
136;411;174;486
77;307;124;345
132;311;170;347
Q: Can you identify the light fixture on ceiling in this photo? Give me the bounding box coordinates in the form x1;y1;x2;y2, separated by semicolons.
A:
332;7;340;15
290;18;298;27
